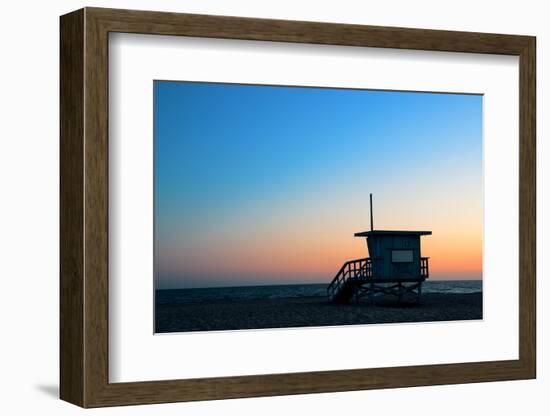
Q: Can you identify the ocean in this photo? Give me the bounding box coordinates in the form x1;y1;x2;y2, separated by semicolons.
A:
156;280;482;306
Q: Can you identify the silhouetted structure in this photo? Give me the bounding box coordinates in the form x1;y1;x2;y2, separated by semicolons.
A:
328;194;431;304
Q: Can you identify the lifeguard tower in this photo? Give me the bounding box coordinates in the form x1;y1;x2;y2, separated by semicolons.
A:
327;194;431;304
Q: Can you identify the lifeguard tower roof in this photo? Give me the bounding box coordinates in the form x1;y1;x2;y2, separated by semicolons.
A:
354;230;432;237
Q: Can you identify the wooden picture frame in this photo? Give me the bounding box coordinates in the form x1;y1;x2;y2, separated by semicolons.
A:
60;7;536;408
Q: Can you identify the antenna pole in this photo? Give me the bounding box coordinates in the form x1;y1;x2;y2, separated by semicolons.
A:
370;193;374;231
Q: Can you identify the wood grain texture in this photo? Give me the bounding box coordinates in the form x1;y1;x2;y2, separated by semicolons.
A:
59;7;537;408
59;8;84;407
83;10;110;406
518;38;536;376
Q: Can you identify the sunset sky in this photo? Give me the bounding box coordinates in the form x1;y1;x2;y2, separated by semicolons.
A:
154;81;482;289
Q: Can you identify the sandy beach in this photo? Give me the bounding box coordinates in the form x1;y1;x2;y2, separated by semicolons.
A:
155;292;482;333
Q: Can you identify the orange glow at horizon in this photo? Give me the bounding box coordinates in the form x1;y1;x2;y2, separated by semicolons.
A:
156;204;483;281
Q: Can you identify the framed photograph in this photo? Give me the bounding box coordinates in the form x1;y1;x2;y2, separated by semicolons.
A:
60;7;536;408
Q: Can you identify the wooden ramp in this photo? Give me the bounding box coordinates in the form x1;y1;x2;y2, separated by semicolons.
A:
327;257;429;304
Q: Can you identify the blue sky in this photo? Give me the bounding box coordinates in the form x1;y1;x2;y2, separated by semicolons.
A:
154;81;482;289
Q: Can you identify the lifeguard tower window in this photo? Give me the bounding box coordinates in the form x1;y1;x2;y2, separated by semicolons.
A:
392;250;413;263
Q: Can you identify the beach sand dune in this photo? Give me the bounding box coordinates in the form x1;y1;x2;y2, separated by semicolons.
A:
155;292;482;333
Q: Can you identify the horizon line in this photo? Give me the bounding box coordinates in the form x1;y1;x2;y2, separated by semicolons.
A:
156;278;483;291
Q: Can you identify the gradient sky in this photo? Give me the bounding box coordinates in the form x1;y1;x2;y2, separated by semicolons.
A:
154;81;482;289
